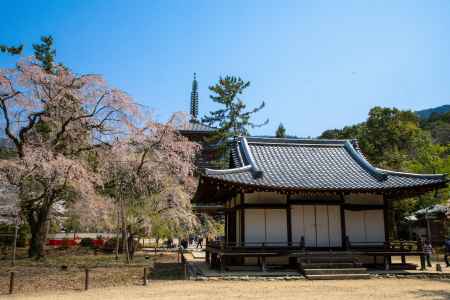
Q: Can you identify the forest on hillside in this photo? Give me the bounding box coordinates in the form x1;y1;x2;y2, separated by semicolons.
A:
320;106;450;234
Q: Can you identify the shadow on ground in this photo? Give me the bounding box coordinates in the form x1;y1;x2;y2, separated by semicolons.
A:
413;289;450;300
150;262;185;280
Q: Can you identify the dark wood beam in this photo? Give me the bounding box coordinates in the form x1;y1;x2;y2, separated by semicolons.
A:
286;195;292;246
240;192;245;245
340;193;347;249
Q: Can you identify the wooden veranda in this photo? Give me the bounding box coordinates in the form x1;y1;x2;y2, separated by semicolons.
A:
205;239;429;272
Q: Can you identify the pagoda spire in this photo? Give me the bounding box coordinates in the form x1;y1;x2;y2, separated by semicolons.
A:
190;73;199;121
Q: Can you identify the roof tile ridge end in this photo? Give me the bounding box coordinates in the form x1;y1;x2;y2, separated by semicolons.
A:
203;165;252;176
240;136;264;179
344;140;387;181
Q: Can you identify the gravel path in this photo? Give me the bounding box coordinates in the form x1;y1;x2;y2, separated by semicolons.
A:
7;278;450;300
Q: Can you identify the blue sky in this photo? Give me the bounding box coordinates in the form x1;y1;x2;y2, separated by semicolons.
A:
1;0;449;137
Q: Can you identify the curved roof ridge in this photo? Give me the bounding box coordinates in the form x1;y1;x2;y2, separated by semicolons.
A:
343;140;447;181
376;168;447;180
204;165;252;176
246;136;347;145
343;140;387;180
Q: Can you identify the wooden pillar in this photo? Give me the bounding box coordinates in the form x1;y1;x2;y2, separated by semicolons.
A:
240;193;245;246
340;194;347;249
384;255;390;271
224;210;228;245
286;195;292;246
261;256;266;272
383;196;390;242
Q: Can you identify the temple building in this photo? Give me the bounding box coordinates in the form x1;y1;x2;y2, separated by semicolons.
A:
195;136;448;273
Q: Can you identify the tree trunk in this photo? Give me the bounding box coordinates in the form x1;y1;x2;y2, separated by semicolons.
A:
27;212;48;259
118;194;130;264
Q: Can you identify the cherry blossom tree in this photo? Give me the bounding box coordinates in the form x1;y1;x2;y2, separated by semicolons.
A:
99;113;199;262
0;49;137;257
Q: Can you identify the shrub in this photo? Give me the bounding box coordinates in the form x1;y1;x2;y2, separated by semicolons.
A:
60;238;71;250
80;238;94;248
102;237;123;253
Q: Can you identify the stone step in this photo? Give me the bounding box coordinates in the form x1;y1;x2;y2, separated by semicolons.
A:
301;256;355;262
306;273;371;280
304;268;368;275
301;262;358;269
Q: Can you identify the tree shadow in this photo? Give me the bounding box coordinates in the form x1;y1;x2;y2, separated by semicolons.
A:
413;289;450;300
149;262;185;280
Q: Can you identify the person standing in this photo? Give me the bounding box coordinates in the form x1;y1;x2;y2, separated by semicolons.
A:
444;237;450;267
423;239;433;267
196;236;204;249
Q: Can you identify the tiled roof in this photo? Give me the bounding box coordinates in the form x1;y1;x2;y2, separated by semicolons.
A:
202;137;448;192
177;121;215;133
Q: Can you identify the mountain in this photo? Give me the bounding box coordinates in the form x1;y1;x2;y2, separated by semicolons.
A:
416;104;450;119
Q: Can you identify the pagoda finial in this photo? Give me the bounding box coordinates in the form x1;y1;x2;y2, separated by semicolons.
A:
190;73;199;121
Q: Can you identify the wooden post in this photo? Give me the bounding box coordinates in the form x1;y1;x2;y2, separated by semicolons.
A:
84;268;90;290
184;262;188;279
9;272;14;294
143;268;148;285
400;241;406;264
12;216;19;266
420;255;426;271
261;256;266;272
384;256;390;271
220;256;225;273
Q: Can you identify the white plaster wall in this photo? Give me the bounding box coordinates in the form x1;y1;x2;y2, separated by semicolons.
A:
345;209;385;245
265;209;287;245
291;205;341;247
244;209;265;246
244;209;287;245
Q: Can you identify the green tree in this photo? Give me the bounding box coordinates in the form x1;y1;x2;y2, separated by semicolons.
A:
275;123;286;138
32;36;56;73
202;76;268;166
0;44;23;55
319;106;450;238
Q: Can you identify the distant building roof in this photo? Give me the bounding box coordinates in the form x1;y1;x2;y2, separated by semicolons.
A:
202;137;448;195
405;204;448;222
178;121;216;134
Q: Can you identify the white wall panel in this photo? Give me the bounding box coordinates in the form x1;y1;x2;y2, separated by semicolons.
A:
345;210;385;245
244;209;265;246
328;205;342;247
364;210;385;244
345;210;366;243
265;209;287;246
315;206;329;247
291;205;305;243
303;205;316;247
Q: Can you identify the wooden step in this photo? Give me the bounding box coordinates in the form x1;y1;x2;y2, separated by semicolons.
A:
304;268;368;275
306;273;371;280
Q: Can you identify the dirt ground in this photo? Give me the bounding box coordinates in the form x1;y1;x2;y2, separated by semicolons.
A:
3;278;450;300
0;249;183;296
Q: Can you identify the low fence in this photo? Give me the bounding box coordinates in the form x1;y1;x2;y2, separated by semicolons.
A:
2;250;191;295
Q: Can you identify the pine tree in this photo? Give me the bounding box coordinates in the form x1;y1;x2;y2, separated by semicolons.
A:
202;76;268;167
202;76;268;138
0;44;23;55
275;123;286;138
32;36;56;73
